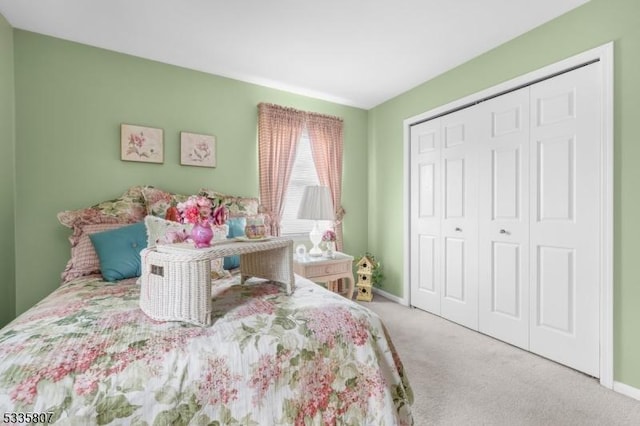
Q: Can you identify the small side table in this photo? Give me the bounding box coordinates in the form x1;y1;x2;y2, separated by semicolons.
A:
293;252;355;299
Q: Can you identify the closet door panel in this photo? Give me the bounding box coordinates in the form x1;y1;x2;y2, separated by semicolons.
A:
529;63;600;377
537;136;574;221
536;246;574;333
410;119;442;314
493;148;520;219
440;108;478;330
444;237;465;301
445;158;465;218
478;88;530;350
418;235;437;294
492;242;521;317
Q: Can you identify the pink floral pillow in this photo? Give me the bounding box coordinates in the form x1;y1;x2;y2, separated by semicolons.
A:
58;186;147;283
198;188;259;217
57;186;146;229
142;186;189;218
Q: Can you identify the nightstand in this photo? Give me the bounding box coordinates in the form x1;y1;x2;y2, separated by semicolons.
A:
293;252;355;299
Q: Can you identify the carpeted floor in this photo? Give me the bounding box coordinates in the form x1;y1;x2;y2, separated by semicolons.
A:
362;296;640;425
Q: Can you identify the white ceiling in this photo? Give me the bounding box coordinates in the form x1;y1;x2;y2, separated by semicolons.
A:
0;0;589;109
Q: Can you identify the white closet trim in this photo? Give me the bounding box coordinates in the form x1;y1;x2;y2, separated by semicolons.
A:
402;42;614;388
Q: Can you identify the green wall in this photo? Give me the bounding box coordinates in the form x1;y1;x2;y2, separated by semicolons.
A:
0;14;15;327
369;0;640;387
12;30;368;315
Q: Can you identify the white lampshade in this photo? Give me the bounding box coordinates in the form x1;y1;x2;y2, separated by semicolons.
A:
297;186;334;256
297;186;335;221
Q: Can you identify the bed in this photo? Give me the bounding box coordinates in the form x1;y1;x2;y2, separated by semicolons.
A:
0;186;413;425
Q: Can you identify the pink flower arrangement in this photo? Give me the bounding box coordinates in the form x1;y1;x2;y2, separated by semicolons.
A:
176;195;228;226
322;229;336;242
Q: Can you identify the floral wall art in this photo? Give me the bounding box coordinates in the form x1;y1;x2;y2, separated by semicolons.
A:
120;124;164;164
180;132;216;168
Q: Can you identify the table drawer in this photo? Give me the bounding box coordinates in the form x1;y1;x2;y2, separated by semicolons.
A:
305;261;350;278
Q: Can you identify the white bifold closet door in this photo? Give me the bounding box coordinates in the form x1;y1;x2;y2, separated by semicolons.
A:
410;107;479;331
477;87;531;350
527;64;601;377
410;118;443;315
410;62;601;376
440;108;478;330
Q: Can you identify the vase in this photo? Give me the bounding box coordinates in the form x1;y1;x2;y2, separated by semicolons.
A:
191;222;213;248
325;241;336;258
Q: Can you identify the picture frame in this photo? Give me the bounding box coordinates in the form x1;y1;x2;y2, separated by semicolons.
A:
120;124;164;164
180;132;216;168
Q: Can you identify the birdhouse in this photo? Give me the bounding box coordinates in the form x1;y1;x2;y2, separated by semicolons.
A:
357;272;371;284
356;256;374;275
356;281;373;302
356;270;373;302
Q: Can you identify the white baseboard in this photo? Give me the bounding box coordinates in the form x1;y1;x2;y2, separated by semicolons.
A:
372;287;409;306
613;381;640;401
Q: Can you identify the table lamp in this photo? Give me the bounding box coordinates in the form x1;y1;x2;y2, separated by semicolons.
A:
297;185;335;256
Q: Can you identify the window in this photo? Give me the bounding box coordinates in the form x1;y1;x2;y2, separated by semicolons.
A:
280;131;331;235
257;103;343;242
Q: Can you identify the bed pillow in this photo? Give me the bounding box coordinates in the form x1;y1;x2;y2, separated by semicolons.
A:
142;186;190;217
57;186;147;229
198;188;259;217
223;217;246;270
144;215;192;248
61;223;126;282
58;186;147;283
89;222;148;282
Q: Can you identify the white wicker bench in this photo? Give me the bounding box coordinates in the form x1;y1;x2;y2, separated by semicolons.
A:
139;237;294;326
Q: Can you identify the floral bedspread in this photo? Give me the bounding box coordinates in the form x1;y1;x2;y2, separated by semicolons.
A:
0;275;413;425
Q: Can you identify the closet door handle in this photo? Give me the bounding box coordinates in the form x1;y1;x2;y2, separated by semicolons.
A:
455;227;462;232
500;229;510;235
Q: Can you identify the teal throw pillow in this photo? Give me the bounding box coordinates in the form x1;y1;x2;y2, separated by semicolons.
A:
89;222;148;282
224;217;246;270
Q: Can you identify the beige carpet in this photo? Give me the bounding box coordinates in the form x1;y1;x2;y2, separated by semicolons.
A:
362;296;640;426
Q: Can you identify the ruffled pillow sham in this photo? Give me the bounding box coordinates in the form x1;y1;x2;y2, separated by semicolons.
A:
142;186;189;218
57;186;147;282
198;188;259;218
57;186;146;229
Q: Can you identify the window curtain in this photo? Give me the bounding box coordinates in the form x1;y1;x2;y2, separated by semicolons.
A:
258;103;305;236
306;113;345;251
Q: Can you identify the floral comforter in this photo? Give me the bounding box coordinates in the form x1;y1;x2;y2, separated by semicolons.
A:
0;275;413;425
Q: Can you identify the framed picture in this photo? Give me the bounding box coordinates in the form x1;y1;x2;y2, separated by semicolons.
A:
180;132;216;168
121;124;164;164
